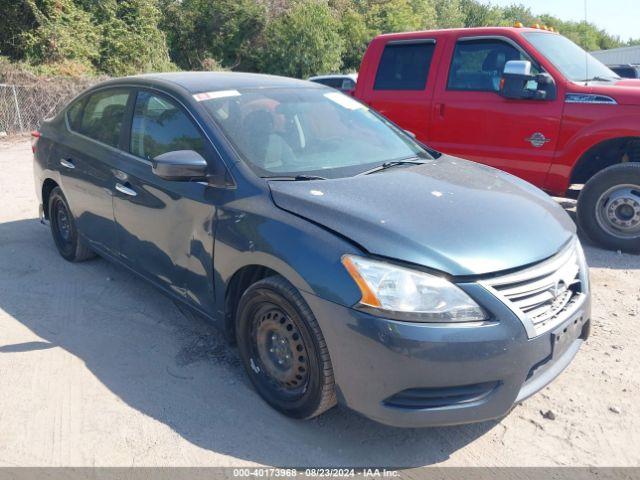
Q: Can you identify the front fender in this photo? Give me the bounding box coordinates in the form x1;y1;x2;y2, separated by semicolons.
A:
547;107;640;194
212;195;363;319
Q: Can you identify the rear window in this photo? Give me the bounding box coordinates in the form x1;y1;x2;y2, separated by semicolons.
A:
78;89;130;148
374;41;435;91
313;78;343;88
611;67;637;78
341;78;356;90
66;98;85;131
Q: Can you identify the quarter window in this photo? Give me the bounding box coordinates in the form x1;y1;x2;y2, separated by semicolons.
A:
66;98;85;131
130;91;206;160
448;39;529;92
78;89;130;147
374;42;436;91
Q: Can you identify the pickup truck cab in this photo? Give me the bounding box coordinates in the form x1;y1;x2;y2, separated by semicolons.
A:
355;26;640;252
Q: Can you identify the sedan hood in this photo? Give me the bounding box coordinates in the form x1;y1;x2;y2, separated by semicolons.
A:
269;156;575;276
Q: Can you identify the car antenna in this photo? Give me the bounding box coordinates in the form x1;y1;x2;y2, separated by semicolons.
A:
584;0;589;85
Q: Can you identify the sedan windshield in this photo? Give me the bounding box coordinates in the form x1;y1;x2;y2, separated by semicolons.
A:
199;87;427;178
523;32;619;82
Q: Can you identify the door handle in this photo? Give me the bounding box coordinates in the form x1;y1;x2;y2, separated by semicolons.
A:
435;103;445;118
60;159;75;169
115;183;137;197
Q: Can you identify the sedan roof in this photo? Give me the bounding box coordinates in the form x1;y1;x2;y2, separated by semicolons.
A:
109;72;318;94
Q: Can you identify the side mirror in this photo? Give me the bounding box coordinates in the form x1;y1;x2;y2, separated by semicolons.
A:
500;60;557;101
152;150;208;181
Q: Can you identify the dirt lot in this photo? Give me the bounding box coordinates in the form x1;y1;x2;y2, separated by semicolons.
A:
0;138;639;468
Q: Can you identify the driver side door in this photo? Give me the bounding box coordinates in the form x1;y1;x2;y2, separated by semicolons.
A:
112;89;222;314
429;35;564;186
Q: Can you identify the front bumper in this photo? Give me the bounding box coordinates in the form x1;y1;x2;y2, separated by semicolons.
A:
301;283;590;428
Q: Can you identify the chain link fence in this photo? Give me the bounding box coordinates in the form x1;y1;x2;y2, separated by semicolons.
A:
0;80;98;136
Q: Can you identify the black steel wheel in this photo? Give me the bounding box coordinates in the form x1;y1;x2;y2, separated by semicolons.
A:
236;276;336;419
48;187;95;262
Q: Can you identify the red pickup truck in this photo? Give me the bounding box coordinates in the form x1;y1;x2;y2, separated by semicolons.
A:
354;26;640;252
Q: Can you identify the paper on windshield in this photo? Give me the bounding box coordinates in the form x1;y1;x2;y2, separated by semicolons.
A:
193;90;241;102
323;92;367;110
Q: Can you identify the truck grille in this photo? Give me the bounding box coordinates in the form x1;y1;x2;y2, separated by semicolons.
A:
480;240;587;337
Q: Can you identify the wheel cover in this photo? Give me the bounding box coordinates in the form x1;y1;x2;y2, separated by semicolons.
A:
250;304;309;394
53;199;73;245
595;184;640;239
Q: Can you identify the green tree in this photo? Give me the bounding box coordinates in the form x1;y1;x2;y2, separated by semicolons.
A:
500;4;537;27
329;0;370;71
434;0;464;28
362;0;423;33
20;0;100;71
260;0;344;78
0;0;36;59
92;0;173;76
160;0;266;71
410;0;438;30
460;0;505;27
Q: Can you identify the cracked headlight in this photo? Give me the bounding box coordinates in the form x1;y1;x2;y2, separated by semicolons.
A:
342;255;487;322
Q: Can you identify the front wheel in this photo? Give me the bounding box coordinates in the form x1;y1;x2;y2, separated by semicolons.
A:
235;276;336;419
577;163;640;253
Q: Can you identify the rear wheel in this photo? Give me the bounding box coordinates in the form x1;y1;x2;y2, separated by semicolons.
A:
236;276;336;419
577;163;640;253
48;187;95;262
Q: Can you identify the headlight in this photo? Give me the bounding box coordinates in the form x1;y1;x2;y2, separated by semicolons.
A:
341;255;487;322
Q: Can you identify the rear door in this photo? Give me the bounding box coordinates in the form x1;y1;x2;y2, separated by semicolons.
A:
359;38;439;139
112;89;219;313
58;88;132;254
428;35;563;186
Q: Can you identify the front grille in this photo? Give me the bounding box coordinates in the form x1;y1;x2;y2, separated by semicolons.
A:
480;240;587;337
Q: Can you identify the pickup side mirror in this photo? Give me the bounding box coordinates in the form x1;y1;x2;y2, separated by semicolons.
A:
152;150;208;181
500;60;557;101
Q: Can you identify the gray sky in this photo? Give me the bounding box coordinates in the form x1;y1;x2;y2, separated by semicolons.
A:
478;0;638;42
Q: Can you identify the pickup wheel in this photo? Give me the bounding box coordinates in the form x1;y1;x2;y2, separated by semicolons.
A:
48;187;96;262
235;275;336;419
577;163;640;253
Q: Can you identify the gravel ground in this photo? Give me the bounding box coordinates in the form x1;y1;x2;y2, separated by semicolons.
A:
0;138;638;468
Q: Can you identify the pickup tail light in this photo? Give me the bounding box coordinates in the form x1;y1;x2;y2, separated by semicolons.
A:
31;130;40;153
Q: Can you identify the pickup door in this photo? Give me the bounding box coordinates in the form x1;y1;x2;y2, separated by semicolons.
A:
427;34;564;187
357;38;440;139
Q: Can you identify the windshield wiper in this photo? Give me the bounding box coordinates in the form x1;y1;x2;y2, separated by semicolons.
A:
262;174;327;181
356;157;428;176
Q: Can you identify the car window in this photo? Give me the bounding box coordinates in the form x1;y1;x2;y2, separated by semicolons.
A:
314;78;343;89
611;67;635;78
66;98;85;131
130;91;206;161
78;89;130;147
523;32;617;82
341;79;356;90
448;39;533;92
374;42;436;91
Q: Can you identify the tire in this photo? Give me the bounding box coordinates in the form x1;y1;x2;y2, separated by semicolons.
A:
577;163;640;253
48;187;96;262
235;275;336;419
